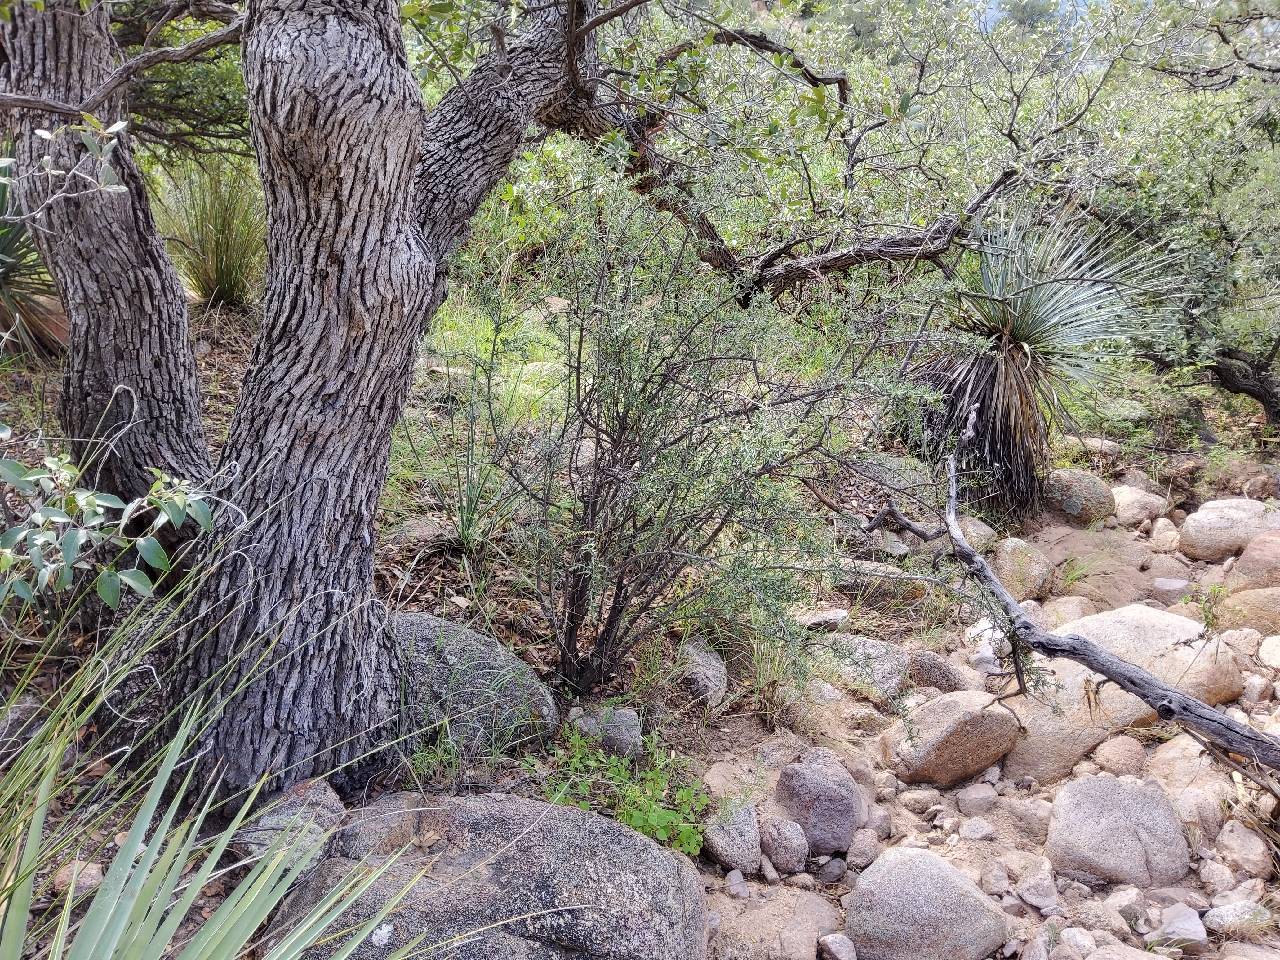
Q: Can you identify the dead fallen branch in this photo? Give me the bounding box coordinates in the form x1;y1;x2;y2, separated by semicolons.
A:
934;408;1280;772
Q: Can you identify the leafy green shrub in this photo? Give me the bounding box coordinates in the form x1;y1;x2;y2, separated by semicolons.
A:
489;212;832;691
535;728;711;855
913;206;1181;514
1;422;213;620
156;158;265;310
0;169;60;357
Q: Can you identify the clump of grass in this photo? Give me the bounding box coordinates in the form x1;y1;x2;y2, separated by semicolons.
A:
156;158;265;310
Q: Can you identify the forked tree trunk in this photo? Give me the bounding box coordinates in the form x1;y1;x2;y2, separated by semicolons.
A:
176;0;433;791
0;1;211;499
179;0;579;793
5;0;584;794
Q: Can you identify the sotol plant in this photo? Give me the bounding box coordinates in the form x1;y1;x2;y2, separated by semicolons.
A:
0;167;61;356
915;206;1180;513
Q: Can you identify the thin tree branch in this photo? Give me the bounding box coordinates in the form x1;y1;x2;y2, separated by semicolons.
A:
0;17;243;117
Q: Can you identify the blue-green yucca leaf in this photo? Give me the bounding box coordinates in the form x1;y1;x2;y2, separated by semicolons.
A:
917;203;1182;513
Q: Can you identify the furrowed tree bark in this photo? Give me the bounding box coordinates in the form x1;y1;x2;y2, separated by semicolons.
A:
0;1;212;501
179;0;582;794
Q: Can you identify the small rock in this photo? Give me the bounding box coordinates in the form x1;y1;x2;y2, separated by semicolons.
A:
1216;878;1266;906
957;782;999;816
704;803;762;875
1215;820;1275;879
572;705;644;760
1179;499;1280;562
1150;577;1192;605
999;796;1053;842
865;804;893;840
1226;529;1280;593
785;872;817;890
980;861;1011;896
817;857;848;885
1200;859;1236;895
1045;469;1116;527
794;607;851;631
846;828;883;869
679;640;728;707
899;788;942;814
1242;672;1274;703
52;860;103;897
1147;901;1208;953
1058;929;1095;956
1014;857;1059;912
725;869;751;899
776;748;867;856
992;538;1055;601
761;817;809;875
1149;517;1180;553
1091;736;1146;777
1260;634;1280;669
960;817;996;841
844;848;1008;960
881;690;1020;787
818;932;859;960
1203;900;1273;935
1112;485;1166;529
1103;886;1147;926
1046;775;1189;887
761;854;781;886
1220;627;1263;658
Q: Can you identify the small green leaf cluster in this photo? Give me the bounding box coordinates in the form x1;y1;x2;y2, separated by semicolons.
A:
535;728;711;856
0;426;213;612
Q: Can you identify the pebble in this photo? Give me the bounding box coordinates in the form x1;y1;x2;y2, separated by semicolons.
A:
959;817;996;841
817;857;848;885
818;932;858;960
725;869;750;899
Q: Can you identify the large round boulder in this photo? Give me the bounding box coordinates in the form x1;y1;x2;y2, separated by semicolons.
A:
399;613;558;758
1045;774;1190;887
991;538;1053;602
1226;529;1280;594
880;690;1020;787
1219;587;1280;635
1112;485;1166;529
270;792;707;959
1179;499;1280;562
775;747;868;856
844;848;1008;960
1001;605;1242;783
1044;468;1115;527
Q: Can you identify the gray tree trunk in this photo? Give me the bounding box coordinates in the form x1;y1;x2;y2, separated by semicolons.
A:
178;0;579;794
0;1;211;500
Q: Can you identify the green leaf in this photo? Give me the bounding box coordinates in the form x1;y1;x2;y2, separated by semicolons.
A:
96;568;121;608
118;568;153;597
135;536;171;572
189;498;213;532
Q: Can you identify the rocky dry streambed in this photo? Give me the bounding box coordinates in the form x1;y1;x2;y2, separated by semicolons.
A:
235;463;1280;960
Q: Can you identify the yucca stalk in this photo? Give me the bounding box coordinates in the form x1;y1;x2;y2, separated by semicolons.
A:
914;205;1180;513
156;158;265;311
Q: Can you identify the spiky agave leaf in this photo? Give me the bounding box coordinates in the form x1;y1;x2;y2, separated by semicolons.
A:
916;204;1180;514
